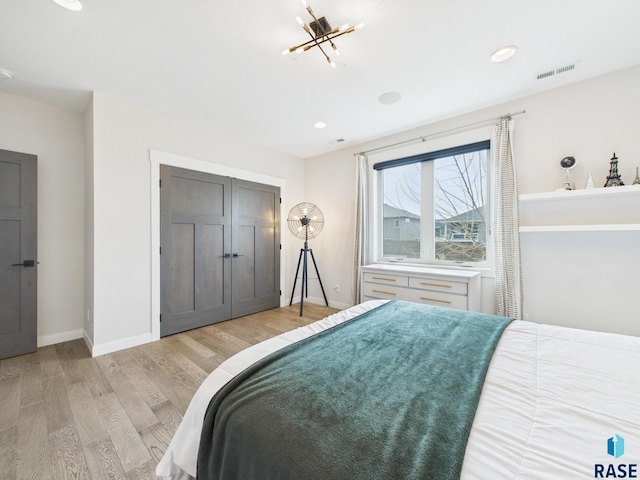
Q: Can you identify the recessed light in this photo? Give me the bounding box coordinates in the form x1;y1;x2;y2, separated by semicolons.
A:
0;67;13;80
490;45;518;63
378;92;402;105
50;0;83;12
313;121;327;129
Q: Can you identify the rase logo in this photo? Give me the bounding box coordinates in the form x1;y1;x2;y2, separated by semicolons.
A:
595;434;637;478
610;435;626;459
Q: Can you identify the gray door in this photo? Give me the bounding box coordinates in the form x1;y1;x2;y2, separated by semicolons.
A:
0;149;37;360
160;167;281;337
160;166;232;337
231;179;280;317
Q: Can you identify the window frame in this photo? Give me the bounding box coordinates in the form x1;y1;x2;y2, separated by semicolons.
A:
372;139;492;268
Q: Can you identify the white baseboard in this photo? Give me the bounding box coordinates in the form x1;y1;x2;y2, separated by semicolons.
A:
288;295;352;311
37;329;83;348
90;333;153;357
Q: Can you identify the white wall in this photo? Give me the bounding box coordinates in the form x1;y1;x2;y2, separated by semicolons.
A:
306;65;640;335
0;92;85;346
88;92;307;354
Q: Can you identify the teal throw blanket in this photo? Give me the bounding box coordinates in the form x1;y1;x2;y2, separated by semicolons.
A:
198;300;513;480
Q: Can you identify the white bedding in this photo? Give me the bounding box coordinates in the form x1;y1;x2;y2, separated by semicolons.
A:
157;300;640;479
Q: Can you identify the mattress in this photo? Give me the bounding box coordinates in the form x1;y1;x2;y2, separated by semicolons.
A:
157;300;640;479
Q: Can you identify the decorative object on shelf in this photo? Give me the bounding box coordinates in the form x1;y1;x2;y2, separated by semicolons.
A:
282;0;364;67
604;152;624;187
585;173;595;189
633;166;640;185
287;202;328;316
559;156;577;190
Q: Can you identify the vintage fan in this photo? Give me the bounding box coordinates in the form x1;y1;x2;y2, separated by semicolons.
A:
287;202;328;315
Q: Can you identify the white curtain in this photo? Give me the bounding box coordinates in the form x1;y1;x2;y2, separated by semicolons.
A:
492;116;524;319
353;153;370;304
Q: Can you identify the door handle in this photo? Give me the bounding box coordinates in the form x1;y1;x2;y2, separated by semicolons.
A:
232;253;244;257
12;260;35;267
223;253;231;258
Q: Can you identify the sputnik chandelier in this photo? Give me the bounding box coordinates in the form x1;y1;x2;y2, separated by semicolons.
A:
282;0;364;67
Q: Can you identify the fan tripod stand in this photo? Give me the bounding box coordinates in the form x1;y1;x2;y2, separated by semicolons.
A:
289;240;328;316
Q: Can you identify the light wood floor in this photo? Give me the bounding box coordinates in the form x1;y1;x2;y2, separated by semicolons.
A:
0;303;339;479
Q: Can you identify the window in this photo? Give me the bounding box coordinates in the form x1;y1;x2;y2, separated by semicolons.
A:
374;140;490;265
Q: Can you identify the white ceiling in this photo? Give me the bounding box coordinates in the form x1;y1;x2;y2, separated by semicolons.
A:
1;0;640;159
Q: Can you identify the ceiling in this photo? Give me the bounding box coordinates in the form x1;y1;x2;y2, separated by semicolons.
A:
1;0;639;159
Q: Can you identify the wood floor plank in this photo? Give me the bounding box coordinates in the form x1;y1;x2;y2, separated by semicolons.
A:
0;376;20;431
139;421;173;463
56;339;92;385
174;332;217;359
38;345;64;380
111;349;168;411
95;392;152;474
67;380;108;446
142;341;208;388
0;356;22;381
0;425;17;479
166;337;222;374
196;325;253;360
49;425;90;479
95;355;158;432
127;348;196;413
0;377;21;478
43;376;75;433
75;356;114;400
17;402;52;480
125;458;157;480
83;437;127;480
151;400;183;438
19;360;45;408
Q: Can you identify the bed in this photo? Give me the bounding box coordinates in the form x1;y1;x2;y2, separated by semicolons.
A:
156;300;640;479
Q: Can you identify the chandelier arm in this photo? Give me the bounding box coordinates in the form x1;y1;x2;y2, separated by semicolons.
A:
287;27;355;54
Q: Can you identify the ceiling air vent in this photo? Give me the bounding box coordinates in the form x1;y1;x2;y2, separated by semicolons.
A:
536;61;579;80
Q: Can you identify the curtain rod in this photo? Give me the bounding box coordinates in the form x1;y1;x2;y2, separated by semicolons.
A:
354;109;526;157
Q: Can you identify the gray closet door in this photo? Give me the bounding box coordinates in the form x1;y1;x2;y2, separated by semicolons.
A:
160;166;232;337
231;179;280;317
160;167;281;337
0;149;37;360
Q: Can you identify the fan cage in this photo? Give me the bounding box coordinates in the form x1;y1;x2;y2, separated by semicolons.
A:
287;202;324;240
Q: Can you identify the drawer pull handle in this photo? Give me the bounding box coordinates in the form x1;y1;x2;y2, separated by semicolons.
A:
372;289;396;296
420;296;452;304
372;276;396;282
420;282;451;288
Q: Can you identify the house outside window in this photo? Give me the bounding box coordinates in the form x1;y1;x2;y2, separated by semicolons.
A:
375;140;490;265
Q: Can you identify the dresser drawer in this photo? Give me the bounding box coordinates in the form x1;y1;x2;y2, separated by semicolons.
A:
363;272;409;287
408;276;467;295
405;288;468;310
361;264;481;312
363;283;406;300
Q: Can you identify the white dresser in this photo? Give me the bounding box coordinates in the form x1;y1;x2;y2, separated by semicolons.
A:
361;264;481;312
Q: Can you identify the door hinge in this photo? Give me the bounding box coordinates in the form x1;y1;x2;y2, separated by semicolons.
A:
159;246;162;255
279;290;282;296
279;197;282;204
159;179;162;188
160;314;162;322
280;244;282;250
